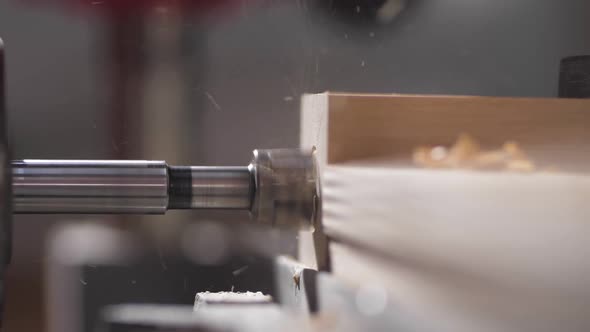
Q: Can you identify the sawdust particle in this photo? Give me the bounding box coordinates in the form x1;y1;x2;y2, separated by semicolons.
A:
232;265;249;276
205;92;222;111
293;273;301;290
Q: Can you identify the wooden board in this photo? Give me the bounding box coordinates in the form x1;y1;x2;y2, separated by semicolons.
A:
299;92;590;332
301;92;590;171
329;241;590;332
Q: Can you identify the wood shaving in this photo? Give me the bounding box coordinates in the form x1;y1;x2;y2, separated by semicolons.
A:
194;291;272;310
413;134;537;172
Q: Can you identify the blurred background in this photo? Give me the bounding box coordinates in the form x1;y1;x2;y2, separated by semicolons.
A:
1;0;590;330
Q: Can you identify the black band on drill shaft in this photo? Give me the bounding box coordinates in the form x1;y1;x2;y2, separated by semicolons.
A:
168;166;192;209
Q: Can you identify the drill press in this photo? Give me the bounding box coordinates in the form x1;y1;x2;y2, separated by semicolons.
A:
0;38;318;325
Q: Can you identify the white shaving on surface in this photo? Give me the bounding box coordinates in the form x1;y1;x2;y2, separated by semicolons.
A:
194;291;272;310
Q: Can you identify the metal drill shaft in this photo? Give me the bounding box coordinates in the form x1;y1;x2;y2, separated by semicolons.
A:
12;160;253;214
168;166;252;210
9;150;318;230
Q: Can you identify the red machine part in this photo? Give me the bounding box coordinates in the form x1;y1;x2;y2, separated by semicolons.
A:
19;0;252;16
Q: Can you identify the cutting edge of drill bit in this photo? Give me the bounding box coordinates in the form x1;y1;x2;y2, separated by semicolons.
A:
249;149;318;230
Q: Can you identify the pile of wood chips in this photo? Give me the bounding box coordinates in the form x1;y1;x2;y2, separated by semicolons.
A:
413;134;536;171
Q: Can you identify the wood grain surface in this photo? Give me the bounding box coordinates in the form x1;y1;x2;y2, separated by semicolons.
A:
300;92;590;332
